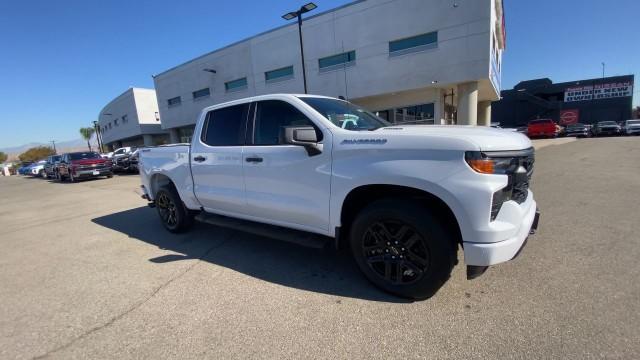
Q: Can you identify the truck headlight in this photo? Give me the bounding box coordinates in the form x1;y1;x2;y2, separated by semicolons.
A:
465;151;518;175
465;150;534;221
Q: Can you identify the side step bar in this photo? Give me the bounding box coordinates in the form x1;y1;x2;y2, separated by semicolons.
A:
194;212;330;249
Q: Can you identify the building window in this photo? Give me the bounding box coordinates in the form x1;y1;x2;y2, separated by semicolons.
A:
265;66;294;83
192;87;210;100
394;103;435;124
108;123;112;129
178;126;195;143
122;115;128;124
319;51;356;71
225;78;248;92
114;118;119;126
389;32;438;56
167;96;182;107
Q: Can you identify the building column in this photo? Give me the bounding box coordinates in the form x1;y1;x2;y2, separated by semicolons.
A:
169;128;180;144
477;101;492;126
143;134;154;146
457;82;478;125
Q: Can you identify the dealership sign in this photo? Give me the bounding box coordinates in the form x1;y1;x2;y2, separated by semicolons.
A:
564;82;633;102
559;109;579;125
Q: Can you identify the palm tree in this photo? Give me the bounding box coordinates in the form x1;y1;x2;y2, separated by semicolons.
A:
79;127;95;152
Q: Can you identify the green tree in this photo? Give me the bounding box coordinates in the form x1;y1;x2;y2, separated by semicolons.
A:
0;151;7;164
79;127;95;151
18;146;55;163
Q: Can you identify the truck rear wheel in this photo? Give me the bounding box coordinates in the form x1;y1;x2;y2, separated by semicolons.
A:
155;186;193;233
349;199;456;300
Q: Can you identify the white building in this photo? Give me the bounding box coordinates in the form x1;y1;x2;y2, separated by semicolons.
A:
97;88;169;150
153;0;505;143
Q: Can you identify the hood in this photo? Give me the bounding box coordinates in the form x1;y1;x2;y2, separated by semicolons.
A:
71;158;108;165
373;125;532;151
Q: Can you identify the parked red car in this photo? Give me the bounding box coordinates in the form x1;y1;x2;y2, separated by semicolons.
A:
527;119;558;138
56;151;113;182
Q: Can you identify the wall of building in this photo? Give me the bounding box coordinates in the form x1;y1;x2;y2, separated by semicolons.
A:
154;0;503;134
98;88;167;149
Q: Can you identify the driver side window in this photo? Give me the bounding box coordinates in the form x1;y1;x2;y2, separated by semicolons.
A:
253;100;316;145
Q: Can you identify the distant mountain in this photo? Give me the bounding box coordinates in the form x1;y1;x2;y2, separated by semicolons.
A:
0;138;98;158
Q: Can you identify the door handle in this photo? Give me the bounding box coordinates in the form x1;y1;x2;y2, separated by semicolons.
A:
193;155;206;162
245;156;263;163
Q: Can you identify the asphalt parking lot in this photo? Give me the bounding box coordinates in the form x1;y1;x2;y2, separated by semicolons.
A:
1;137;639;359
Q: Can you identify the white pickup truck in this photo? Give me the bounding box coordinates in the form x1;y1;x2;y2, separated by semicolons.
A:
139;94;539;299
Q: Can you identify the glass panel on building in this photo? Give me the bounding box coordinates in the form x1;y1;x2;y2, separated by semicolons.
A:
168;96;181;107
389;32;438;55
192;88;210;99
265;66;294;83
394;103;435;125
178;126;195;143
225;78;248;92
319;51;356;70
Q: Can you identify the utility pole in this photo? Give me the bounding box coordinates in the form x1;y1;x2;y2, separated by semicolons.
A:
601;62;605;79
50;140;57;154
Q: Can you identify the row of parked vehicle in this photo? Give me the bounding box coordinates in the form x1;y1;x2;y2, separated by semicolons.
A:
526;119;640;138
18;147;142;182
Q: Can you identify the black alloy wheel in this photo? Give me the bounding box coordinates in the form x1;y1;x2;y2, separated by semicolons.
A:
156;191;178;229
154;186;194;233
361;220;430;285
349;198;456;299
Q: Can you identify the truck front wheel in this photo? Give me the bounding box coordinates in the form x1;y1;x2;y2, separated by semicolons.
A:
155;186;194;233
349;199;456;300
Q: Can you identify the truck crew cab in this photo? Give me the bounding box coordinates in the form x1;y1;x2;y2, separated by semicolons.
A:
139;94;539;299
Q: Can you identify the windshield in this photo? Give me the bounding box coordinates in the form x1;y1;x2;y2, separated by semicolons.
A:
626;120;640;125
567;124;585;129
300;97;390;131
68;152;100;160
598;121;617;126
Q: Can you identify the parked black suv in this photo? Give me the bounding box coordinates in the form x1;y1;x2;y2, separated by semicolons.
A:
44;155;62;179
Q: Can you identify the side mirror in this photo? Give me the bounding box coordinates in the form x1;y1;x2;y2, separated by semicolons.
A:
281;126;322;156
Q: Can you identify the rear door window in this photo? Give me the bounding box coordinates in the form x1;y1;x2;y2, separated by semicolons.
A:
201;103;250;146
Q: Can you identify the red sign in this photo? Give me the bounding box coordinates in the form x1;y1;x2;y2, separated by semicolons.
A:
560;109;579;125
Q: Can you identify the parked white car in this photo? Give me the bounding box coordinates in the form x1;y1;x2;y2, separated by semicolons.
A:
29;160;47;178
139;94;540;299
622;119;640;135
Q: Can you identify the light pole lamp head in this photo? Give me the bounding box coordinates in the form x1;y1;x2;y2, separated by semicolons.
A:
301;2;317;13
282;12;297;20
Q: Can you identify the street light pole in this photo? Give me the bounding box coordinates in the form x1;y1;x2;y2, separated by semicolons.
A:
601;62;605;79
282;3;317;95
297;14;308;94
50;140;57;154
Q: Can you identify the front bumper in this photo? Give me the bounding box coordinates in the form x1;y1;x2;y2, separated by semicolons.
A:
74;168;112;177
463;198;540;267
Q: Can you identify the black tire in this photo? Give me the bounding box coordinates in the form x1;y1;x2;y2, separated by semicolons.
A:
106;172;113;178
155;185;194;233
349;198;456;300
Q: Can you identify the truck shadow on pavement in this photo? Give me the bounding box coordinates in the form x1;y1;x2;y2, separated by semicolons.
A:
92;206;409;303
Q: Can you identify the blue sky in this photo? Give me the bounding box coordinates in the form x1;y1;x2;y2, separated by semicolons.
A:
0;0;638;148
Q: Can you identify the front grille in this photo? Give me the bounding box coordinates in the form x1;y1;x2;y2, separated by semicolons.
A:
511;152;535;204
77;164;108;171
489;148;535;221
